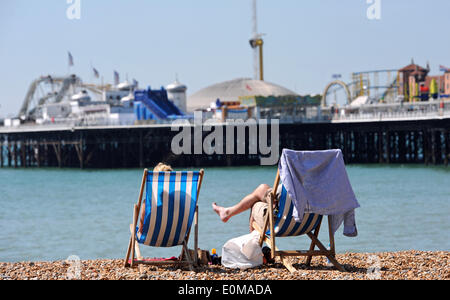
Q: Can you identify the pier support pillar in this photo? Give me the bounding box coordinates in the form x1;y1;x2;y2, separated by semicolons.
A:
21;141;27;168
444;130;449;167
431;130;437;165
0;140;3;168
34;142;41;168
75;139;84;169
378;131;383;164
423;130;430;165
139;131;144;168
53;142;62;168
399;132;406;164
7;143;12;168
413;131;418;163
13;142;18;168
386;132;391;164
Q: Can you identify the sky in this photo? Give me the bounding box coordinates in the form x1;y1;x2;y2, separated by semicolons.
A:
0;0;449;117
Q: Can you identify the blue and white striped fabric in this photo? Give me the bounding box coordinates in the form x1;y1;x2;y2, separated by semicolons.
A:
268;185;323;237
136;171;200;248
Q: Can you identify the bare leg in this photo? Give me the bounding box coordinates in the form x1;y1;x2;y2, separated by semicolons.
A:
213;184;270;223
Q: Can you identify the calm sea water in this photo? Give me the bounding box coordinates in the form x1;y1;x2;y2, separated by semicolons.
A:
0;165;449;262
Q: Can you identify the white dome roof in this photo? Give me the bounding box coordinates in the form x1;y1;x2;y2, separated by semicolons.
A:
117;81;134;91
187;78;298;111
166;80;187;92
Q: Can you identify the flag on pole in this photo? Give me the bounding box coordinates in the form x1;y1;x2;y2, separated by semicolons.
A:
68;52;74;67
114;71;120;85
93;67;100;78
439;65;449;73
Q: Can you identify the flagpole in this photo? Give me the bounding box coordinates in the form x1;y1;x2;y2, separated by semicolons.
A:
68;51;74;76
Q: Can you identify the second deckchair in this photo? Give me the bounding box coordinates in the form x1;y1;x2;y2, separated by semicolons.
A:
253;170;346;273
124;169;204;270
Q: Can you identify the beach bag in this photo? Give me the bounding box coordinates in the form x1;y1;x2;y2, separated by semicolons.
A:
221;231;263;269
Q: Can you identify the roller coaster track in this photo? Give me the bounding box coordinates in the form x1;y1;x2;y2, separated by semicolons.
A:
322;80;352;107
19;75;81;118
324;78;399;105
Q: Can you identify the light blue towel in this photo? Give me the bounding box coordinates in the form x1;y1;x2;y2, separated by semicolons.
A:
278;149;360;237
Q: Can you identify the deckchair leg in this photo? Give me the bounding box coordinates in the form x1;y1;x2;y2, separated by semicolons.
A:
328;216;336;257
194;205;199;266
259;214;269;246
307;232;346;272
125;170;147;269
253;221;297;273
128;224;145;272
130;204;140;268
306;221;322;266
268;170;280;259
182;240;194;271
124;237;133;268
264;235;297;273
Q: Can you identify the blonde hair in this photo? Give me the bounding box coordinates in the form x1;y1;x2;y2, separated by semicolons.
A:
153;163;173;172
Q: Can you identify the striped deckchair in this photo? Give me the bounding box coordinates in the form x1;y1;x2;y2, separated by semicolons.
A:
252;170;345;273
124;169;204;269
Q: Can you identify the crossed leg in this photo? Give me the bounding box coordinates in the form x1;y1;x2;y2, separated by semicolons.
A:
212;184;271;224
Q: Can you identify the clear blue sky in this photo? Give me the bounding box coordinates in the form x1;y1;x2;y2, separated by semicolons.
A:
1;0;449;117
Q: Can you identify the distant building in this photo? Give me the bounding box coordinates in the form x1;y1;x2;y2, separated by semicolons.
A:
398;61;429;99
445;72;450;95
399;61;450;101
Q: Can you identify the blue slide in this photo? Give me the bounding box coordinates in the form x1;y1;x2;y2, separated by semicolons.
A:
134;88;184;120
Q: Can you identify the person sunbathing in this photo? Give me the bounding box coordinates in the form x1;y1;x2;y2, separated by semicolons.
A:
138;163;173;233
212;184;280;232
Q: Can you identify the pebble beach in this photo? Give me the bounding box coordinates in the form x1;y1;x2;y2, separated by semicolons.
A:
1;251;448;280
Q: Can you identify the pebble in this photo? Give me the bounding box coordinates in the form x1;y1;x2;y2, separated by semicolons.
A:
0;251;448;280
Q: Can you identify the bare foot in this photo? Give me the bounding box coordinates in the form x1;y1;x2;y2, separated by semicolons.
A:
212;203;232;223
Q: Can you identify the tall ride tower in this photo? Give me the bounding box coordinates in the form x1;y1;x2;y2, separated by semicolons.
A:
249;0;264;81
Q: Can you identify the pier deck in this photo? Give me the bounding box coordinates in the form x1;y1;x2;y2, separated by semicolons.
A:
1;116;449;168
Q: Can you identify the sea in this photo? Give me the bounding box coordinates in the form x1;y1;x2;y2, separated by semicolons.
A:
0;165;449;262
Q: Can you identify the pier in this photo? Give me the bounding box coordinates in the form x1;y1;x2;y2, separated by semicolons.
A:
1;116;449;169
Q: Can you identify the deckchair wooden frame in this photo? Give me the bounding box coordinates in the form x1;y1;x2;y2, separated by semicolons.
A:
124;169;205;270
253;170;346;273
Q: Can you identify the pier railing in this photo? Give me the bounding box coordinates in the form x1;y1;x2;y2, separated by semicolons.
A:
1;101;449;133
255;100;450;124
325;100;450;123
